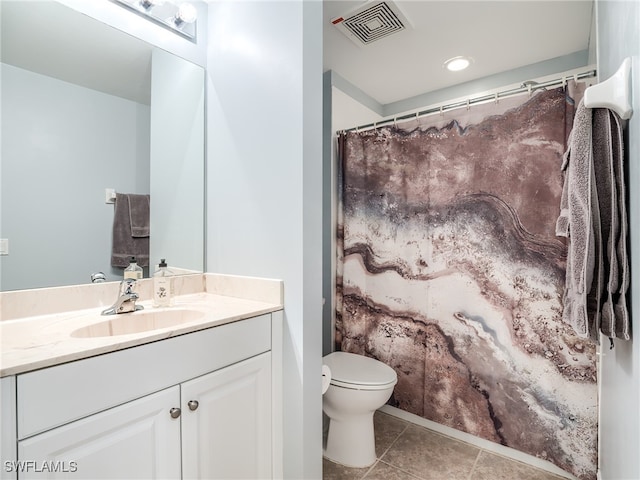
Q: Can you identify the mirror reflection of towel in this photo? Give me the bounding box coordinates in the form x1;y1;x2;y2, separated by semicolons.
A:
111;193;150;267
129;193;150;237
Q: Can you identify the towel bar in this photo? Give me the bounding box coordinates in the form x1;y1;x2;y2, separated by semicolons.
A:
105;188;116;204
584;57;633;120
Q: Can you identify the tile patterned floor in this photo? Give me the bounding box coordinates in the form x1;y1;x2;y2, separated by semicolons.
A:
323;411;568;480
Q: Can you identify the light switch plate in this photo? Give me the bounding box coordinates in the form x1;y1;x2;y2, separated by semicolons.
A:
0;238;8;255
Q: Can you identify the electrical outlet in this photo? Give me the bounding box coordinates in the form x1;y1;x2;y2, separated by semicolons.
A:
0;238;8;255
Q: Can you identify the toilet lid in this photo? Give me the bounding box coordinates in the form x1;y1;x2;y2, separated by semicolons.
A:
324;352;397;387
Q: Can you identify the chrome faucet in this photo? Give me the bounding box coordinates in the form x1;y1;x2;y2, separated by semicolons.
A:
91;272;106;283
101;278;144;315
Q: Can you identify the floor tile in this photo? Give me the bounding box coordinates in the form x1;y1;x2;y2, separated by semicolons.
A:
470;451;566;480
323;413;572;480
380;424;481;480
373;411;409;457
364;460;424;479
322;457;370;480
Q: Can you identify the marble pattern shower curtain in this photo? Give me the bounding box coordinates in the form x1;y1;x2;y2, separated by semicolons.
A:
336;84;597;480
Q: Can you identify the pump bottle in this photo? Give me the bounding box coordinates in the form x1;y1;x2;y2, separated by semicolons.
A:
124;256;143;280
153;258;174;307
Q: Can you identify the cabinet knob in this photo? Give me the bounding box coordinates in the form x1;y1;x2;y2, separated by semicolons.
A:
169;407;181;419
188;400;199;411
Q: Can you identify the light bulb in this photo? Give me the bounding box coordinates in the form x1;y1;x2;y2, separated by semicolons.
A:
444;56;473;72
174;3;197;26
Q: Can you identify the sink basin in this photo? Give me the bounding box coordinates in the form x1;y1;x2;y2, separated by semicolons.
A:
71;309;206;338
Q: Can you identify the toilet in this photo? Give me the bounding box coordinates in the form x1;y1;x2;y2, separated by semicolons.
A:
322;351;398;468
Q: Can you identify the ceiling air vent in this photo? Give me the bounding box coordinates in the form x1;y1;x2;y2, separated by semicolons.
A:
331;1;411;46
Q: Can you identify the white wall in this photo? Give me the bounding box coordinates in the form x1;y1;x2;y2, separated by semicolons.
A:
596;1;640;479
149;48;204;272
206;2;323;478
332;87;383;132
0;64;149;290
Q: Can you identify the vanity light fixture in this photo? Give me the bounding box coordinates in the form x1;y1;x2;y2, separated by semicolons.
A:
111;0;197;41
444;56;473;72
173;3;197;28
138;0;165;12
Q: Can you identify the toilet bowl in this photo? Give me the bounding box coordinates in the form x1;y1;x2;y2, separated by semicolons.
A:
322;351;397;468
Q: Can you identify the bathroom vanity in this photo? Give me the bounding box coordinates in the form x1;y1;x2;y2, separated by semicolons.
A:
0;274;284;480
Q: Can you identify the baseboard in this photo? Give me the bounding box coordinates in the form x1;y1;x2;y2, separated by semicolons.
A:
379;405;578;480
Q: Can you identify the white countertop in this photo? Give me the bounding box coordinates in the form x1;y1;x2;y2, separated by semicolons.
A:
0;274;284;377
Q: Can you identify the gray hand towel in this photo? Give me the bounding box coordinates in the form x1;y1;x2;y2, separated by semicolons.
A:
128;194;150;238
111;193;150;268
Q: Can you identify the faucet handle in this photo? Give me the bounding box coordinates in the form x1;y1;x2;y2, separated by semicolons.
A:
121;278;137;295
91;272;106;283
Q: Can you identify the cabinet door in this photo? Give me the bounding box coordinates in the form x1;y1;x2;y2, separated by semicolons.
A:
182;352;271;480
1;376;17;480
18;387;181;479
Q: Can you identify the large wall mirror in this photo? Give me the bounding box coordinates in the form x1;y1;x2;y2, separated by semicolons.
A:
0;0;205;291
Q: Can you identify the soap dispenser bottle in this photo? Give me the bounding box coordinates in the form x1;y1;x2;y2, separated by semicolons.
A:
124;256;143;280
153;259;174;307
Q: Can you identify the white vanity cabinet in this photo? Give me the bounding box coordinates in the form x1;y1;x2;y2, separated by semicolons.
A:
18;386;182;479
1;376;17;480
3;312;281;479
182;352;272;479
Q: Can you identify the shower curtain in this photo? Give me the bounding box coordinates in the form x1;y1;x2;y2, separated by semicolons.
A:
336;83;597;480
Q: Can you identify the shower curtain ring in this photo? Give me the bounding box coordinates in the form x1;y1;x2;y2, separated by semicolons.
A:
527;84;532;97
466;99;470;110
494;92;499;104
439;106;444;116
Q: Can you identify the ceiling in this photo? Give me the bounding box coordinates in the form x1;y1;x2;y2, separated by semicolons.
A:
1;1;153;105
323;1;594;106
2;0;593;109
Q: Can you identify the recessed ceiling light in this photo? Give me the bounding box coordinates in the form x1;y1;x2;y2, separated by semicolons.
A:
444;56;473;72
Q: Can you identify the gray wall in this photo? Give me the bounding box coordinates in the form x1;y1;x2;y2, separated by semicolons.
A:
0;64;150;290
206;2;323;478
596;1;640;479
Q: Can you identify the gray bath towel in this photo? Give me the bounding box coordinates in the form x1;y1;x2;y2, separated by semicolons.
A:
556;100;595;339
557;99;630;341
111;193;150;268
600;112;630;340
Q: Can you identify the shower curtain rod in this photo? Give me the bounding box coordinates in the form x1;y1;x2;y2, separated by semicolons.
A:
341;69;597;134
